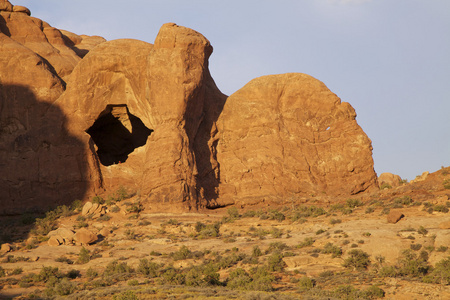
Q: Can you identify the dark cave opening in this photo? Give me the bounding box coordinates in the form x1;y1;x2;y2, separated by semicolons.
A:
86;105;153;166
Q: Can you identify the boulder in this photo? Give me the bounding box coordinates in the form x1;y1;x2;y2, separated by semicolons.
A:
74;228;98;245
378;172;403;188
12;5;30;16
48;235;64;246
1;243;12;252
0;0;13;12
215;73;378;205
387;211;404;224
81;202;94;216
411;171;429;183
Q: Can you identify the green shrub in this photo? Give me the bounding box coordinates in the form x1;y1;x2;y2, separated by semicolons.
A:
92;196;104;205
397;249;430;277
103;260;133;277
55;256;74;264
422;257;450;285
333;285;359;299
267;251;286;272
137;259;160;277
127;279;139;286
418;226;428;235
379;265;397;277
346;199;364;208
227;268;252;290
195;221;221;239
330;218;342;224
159;267;185;285
316;229;326;235
343;249;371;271
11;267;23;275
267;209;286;222
297;237;315;248
443;179;450;189
267;242;289;253
171;245;192;261
291;206;326;220
270;227;283;238
298;277;316;291
437;246;448;252
365;207;375;214
86;267;98;279
249;266;275;291
252;245;263;257
410;243;422;251
77;247;90;264
113;290;139;300
185;263;221;287
53;278;76;296
0;266;5;277
97;214;111;222
322;243;342;258
361;285;385;299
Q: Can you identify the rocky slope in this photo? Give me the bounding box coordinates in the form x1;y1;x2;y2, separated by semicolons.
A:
0;0;377;215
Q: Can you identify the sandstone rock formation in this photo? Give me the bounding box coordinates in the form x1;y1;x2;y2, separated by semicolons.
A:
0;0;378;214
215;73;377;205
378;172;403;188
387;210;404;224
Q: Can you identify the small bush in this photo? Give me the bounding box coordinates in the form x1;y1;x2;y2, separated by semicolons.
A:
86;267;98;279
137;258;160;277
361;285;385;298
343;249;371;271
297;237;315;248
266;242;288;253
322;243;342;258
422;257;450;285
396;249;430;277
195;221;221;239
443;179;450;189
77;247;90;264
436;246;448;252
127;279;139;286
316;229;326;235
365;207;375;214
55;256;74;264
298;277;316;291
267;209;286;222
267;251;286;272
113;290;139;300
410;243;422;251
330;218;342;225
103;260;133;277
346;199;364;208
53;278;76;296
252;245;263;257
171;245;192;261
92;196;104;205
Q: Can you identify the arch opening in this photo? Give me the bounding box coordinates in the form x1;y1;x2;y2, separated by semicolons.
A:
86;105;153;166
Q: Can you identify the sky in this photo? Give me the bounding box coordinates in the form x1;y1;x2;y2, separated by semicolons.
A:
14;0;450;181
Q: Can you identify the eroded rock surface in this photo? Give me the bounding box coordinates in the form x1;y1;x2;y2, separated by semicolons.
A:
216;74;378;205
1;0;378;213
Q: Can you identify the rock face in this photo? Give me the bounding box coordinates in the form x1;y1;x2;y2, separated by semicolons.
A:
0;0;105;214
0;0;378;214
379;172;403;188
216;74;377;205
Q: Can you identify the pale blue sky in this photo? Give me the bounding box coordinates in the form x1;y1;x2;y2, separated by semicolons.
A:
14;0;450;181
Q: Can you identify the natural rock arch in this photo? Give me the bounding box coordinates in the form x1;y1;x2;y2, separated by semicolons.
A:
86;105;153;166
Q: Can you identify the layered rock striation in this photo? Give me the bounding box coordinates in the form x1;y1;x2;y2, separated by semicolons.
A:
0;0;377;214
